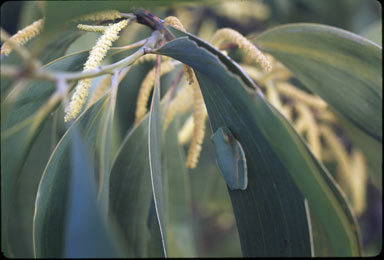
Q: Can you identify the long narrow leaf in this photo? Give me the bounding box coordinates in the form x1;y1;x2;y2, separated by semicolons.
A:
156;28;361;256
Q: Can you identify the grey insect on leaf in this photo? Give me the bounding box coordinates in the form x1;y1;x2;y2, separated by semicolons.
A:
211;127;248;191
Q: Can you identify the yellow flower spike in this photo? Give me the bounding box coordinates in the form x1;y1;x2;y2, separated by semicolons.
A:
275;82;328;110
1;19;44;56
281;105;292;121
164;16;185;31
265;81;284;112
186;73;208;169
134;60;176;124
349;149;367;216
64;19;128;122
240;63;265;81
294;117;307;135
295;103;322;160
211;28;272;71
319;124;350;188
134;53;172;65
183;65;195;85
77;24;108;32
164;16;195;85
178;115;195;145
163;84;194;131
259;69;292;86
317;110;338;123
74;10;121;22
64;78;92;122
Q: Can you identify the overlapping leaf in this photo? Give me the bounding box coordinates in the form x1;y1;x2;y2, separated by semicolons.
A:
157;30;313;257
33;95;121;257
1;52;88;255
254;23;382;143
156;26;362;256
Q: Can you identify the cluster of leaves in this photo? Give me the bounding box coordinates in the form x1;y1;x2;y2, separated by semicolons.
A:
1;1;381;257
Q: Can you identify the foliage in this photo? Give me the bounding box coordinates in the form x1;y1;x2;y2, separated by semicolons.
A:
1;0;381;257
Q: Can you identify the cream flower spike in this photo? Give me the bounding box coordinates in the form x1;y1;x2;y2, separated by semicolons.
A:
1;19;44;56
178;115;195;145
134;60;176;124
275;82;327;110
185;73;208;169
319;124;350;188
77;24;108;32
349;149;367;216
74;10;121;22
164;16;195;85
64;19;128;122
211;28;272;71
295;103;321;160
164;16;209;169
163;83;194;131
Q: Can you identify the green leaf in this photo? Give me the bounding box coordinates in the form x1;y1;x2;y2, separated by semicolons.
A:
254;23;382;142
3;113;56;257
108;114;164;258
336;111;382;188
148;67;167;256
95;71;123;215
1;51;89;255
359;20;382;46
64;127;120;257
1;28;83;95
162;117;196;257
33;95;120;257
156;28;361;256
157;33;312;257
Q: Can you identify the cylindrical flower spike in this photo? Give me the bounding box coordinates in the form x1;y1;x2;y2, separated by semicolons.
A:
1;19;44;56
134;60;176;124
163;84;194;131
211;28;272;71
185;73;208;169
74;10;121;22
349;149;367;216
64;19;128;122
275;82;327;110
295;103;322;160
77;24;108;32
164;16;195;85
178;115;195;145
164;16;185;31
319;124;350;188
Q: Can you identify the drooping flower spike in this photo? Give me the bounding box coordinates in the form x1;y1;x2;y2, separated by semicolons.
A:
211;28;272;71
1;19;44;56
64;19;128;122
134;60;176;124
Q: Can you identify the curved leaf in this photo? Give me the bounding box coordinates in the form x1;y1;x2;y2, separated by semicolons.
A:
157;32;312;257
163;117;196;257
156;27;362;256
254;23;382;142
33;95;120;257
108;113;164;258
148;67;167;256
1;51;89;255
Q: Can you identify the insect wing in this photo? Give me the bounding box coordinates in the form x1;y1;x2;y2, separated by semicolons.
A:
211;127;248;190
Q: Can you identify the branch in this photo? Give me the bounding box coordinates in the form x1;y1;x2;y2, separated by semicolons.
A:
1;31;162;83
